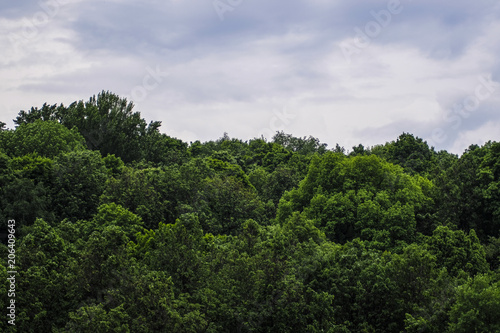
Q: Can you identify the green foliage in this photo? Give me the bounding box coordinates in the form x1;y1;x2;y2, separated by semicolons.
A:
10;153;53;181
100;167;175;229
15;91;162;163
279;153;435;249
426;226;489;276
62;304;132;333
0;177;53;229
436;141;500;240
53;150;109;221
447;273;500;333
250;165;301;206
484;236;500;270
194;215;336;332
272;131;328;155
477;141;500;238
4;92;500;332
2;120;85;158
205;156;252;188
195;175;271;235
132;213;207;295
92;203;144;238
0;153;54;228
373;132;437;175
15;219;79;332
142;132;189;166
102;154;125;177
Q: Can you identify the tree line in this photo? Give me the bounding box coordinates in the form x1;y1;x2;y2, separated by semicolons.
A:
0;91;499;332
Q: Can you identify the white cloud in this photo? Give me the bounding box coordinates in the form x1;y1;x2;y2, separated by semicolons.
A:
450;121;500;153
0;0;499;154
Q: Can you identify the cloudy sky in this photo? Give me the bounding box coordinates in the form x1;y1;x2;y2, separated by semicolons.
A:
1;0;500;154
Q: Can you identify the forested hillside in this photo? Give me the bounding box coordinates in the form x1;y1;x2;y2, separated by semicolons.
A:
1;91;499;332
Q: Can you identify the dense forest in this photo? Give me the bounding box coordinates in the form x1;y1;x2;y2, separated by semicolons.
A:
1;91;499;332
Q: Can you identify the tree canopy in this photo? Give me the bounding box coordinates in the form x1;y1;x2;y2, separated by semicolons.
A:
1;92;499;332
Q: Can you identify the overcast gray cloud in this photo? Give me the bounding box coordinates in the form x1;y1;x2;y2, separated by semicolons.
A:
1;0;499;154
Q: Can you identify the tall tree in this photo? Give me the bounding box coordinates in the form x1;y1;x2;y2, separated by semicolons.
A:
15;91;162;163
